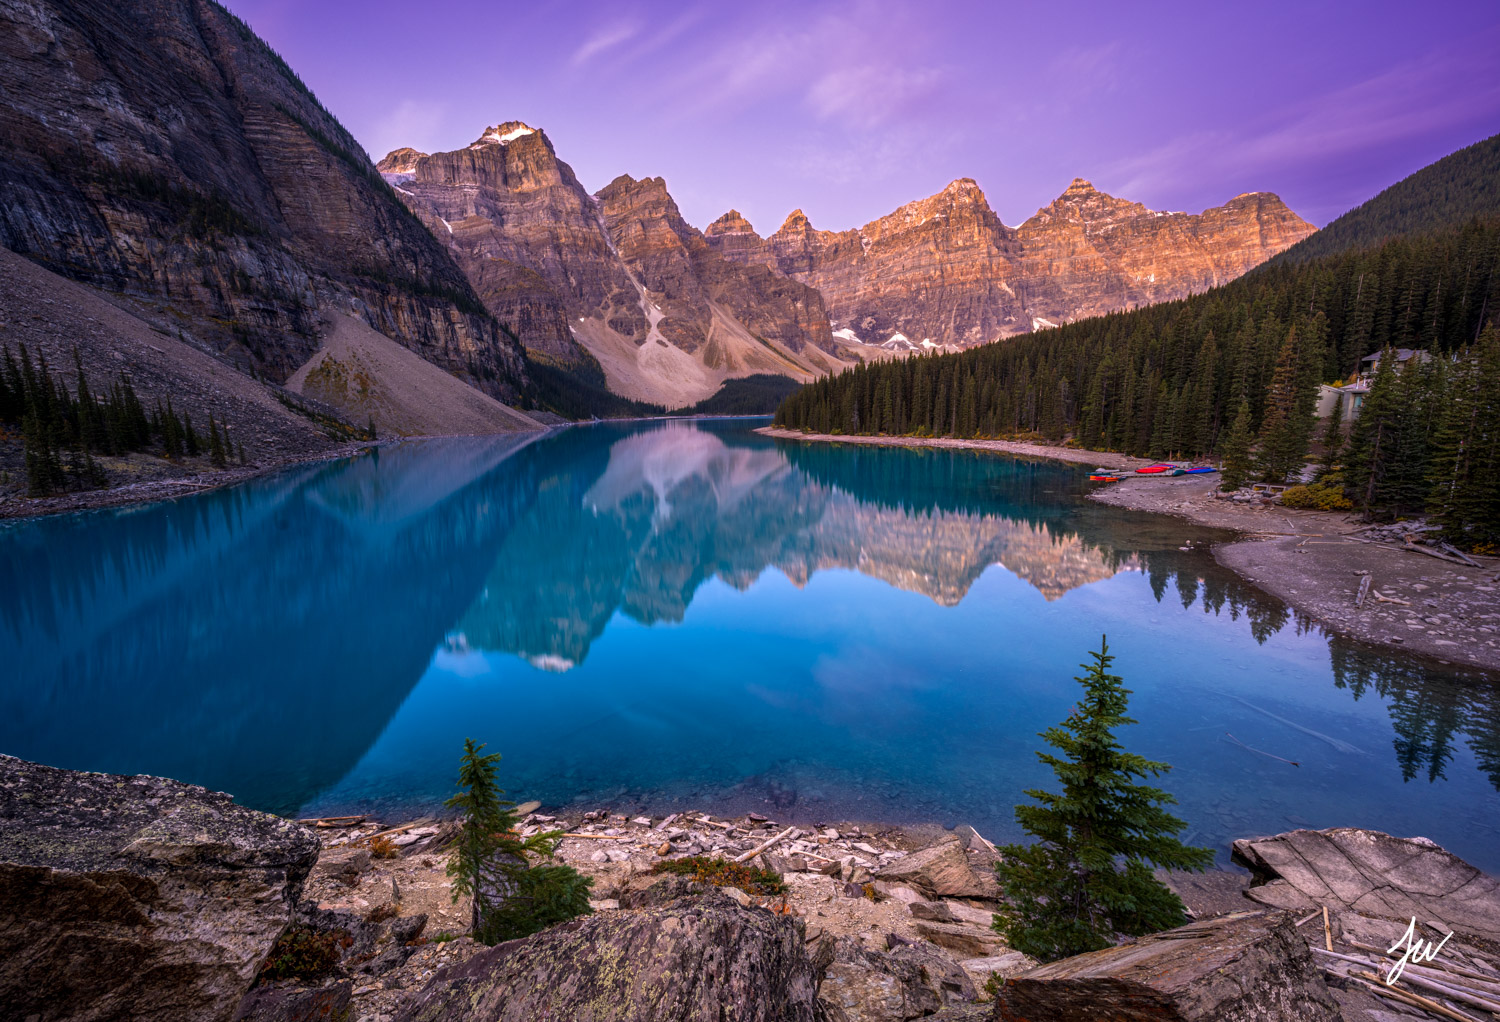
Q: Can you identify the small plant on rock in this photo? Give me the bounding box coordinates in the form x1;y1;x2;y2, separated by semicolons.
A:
993;636;1213;962
258;926;349;982
650;855;787;896
446;738;592;945
368;835;399;859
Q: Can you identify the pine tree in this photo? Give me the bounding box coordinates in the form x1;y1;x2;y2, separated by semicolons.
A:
1255;327;1316;483
1344;348;1402;511
208;413;228;468
993;637;1212;962
445;739;592;945
1219;400;1255;490
1319;394;1345;473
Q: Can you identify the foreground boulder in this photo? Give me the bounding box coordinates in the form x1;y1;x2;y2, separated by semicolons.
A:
875;839;997;900
0;755;320;1022
1232;827;1500;941
396;882;820;1021
993;910;1342;1021
816;935;976;1021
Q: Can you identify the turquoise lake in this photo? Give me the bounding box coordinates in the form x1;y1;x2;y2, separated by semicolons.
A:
3;419;1497;869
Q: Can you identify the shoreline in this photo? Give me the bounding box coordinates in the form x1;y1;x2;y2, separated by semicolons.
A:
0;423;572;522
757;427;1500;674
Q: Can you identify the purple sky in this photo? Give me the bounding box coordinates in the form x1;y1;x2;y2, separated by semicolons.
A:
227;0;1500;233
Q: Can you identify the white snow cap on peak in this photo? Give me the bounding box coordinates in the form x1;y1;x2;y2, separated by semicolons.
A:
473;121;536;147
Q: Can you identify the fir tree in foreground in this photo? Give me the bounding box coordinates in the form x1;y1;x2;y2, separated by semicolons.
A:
993;637;1213;962
445;739;592;945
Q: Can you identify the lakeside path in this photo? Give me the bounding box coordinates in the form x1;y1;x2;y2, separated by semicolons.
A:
758;428;1500;674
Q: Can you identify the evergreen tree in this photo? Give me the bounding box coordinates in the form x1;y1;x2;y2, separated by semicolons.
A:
1319;394;1345;473
445;739;592;945
993;637;1212;962
1219;400;1255;490
1255;327;1316;483
1344;349;1402;511
208;414;228;468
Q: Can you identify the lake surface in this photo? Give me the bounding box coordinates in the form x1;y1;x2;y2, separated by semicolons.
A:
3;419;1498;869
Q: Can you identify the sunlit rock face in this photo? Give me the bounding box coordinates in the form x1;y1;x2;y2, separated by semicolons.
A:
378;130;845;407
704;178;1315;349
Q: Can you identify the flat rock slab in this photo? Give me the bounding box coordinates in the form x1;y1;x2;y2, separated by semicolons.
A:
994;910;1342;1022
1232;827;1500;941
0;754;320;1022
818;935;976;1022
396;885;820;1021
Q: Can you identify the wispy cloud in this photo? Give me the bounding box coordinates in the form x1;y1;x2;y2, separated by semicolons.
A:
1106;31;1500;203
806;65;944;130
571;20;641;66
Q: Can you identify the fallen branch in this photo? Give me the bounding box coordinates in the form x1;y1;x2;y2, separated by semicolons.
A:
733;826;796;864
1372;592;1412;606
1348;972;1483;1022
562;833;632;840
296;815;366;827
1323;905;1333;952
1294;909;1322;927
366;821;425;841
1313;949;1500;1013
1441;542;1481;568
1344;938;1500;987
1405;544;1473;566
1222;731;1300;767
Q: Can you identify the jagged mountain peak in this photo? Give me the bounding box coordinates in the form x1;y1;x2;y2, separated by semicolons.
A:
778;209;813;233
706;210;758;236
375;147;427;174
471;121;538;148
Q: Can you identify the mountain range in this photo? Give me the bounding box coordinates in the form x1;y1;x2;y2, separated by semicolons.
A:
0;0;1318;464
379;124;1314;407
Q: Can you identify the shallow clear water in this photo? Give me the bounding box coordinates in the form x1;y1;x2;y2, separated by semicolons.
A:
3;419;1498;869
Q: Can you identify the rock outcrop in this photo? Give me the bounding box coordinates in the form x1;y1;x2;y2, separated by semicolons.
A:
378;127;846;407
816;935;977;1021
0;755;320;1022
395;882;821;1021
0;0;526;399
993;910;1343;1021
1232;827;1500;941
874;837;998;900
704;178;1315;349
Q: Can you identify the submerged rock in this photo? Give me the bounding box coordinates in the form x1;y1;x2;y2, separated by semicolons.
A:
0;754;320;1022
395;883;820;1021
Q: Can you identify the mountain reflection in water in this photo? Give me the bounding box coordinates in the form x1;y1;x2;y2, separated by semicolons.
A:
2;419;1497;869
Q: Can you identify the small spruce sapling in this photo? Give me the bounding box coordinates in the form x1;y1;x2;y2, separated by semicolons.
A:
993;637;1213;962
445;739;591;945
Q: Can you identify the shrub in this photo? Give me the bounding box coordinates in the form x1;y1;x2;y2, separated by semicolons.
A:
368;835;399;859
650;855;787;896
259;926;348;982
1280;482;1354;511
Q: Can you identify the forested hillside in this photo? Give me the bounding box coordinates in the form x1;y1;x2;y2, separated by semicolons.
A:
775;217;1500;547
1275;133;1500;263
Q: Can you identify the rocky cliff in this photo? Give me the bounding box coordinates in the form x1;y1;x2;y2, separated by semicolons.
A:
379;126;848;408
0;0;526;399
705;178;1315;349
